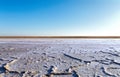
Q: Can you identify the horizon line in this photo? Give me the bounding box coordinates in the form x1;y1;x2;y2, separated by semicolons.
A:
1;36;120;39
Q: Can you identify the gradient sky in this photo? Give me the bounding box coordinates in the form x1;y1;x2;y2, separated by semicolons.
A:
0;0;120;36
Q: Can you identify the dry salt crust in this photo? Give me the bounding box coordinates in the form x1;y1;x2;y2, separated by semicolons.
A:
0;39;120;77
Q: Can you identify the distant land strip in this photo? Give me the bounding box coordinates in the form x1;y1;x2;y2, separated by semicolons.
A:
1;36;120;39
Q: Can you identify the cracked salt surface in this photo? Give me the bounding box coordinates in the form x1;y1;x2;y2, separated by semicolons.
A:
0;39;120;77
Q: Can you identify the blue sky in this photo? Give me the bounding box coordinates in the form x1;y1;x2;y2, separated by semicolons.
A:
0;0;120;36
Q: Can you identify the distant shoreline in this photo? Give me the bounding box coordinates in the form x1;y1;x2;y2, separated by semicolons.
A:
0;36;120;39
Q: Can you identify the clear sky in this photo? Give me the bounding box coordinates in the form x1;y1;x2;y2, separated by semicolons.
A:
0;0;120;36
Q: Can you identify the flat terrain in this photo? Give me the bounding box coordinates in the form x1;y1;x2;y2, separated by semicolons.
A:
0;39;120;77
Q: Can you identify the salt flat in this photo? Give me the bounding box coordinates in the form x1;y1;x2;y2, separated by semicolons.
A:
0;39;120;77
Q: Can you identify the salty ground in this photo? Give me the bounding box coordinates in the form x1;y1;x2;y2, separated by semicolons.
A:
0;39;120;77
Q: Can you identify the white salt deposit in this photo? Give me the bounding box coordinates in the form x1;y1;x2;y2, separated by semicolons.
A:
0;39;120;77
